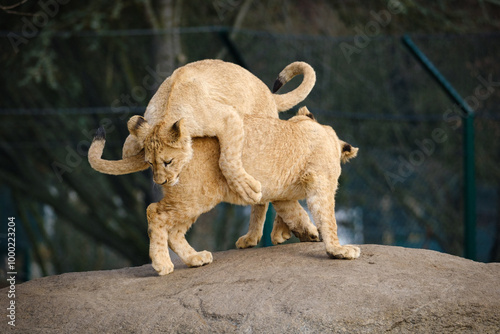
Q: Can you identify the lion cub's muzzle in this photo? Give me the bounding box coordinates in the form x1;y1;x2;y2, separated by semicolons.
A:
154;173;179;186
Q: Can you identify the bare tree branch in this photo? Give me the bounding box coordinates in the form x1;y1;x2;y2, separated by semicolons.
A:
0;0;35;16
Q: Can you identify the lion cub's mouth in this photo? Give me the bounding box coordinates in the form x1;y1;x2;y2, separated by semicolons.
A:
161;176;179;186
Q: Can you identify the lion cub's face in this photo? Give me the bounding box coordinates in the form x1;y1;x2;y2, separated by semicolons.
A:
128;116;193;186
144;139;192;186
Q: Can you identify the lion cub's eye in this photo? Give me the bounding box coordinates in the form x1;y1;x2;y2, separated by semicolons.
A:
164;159;173;167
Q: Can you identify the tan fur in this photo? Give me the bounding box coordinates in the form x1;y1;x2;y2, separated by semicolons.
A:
89;107;359;275
122;59;316;203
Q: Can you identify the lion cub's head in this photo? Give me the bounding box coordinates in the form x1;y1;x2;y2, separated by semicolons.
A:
128;116;193;186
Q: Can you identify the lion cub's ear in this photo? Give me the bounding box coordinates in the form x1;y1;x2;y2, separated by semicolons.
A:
297;106;316;121
340;140;359;163
166;119;188;143
127;116;151;142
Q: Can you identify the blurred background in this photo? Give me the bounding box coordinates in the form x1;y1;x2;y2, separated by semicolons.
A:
1;0;499;283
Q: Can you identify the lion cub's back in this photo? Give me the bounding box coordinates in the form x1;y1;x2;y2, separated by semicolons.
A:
172;60;279;118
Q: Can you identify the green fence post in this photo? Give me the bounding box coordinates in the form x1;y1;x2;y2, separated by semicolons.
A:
261;205;274;247
463;113;476;260
402;35;476;260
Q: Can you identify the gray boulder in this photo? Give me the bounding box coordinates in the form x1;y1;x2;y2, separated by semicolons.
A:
2;243;499;333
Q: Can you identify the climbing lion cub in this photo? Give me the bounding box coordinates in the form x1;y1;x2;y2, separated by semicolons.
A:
89;107;360;275
122;59;316;204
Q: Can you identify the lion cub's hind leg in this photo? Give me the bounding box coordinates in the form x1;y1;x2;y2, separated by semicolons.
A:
306;189;360;260
236;203;268;249
216;107;262;204
147;203;175;275
167;217;213;268
271;201;320;245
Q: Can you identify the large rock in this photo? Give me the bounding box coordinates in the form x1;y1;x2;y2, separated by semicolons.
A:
2;243;499;333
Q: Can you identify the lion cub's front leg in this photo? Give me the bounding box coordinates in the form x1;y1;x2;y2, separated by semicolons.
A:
216;109;262;204
168;222;213;268
147;203;174;275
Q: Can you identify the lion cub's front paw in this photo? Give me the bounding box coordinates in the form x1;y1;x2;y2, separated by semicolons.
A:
186;251;213;267
236;234;260;248
231;172;262;204
152;260;175;276
326;245;361;260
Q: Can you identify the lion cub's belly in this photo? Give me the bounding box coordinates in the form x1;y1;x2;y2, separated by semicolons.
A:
246;165;307;203
240;144;309;204
225;178;307;206
260;181;307;202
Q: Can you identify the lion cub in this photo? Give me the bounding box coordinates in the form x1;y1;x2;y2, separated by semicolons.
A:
89;107;359;275
122;59;316;204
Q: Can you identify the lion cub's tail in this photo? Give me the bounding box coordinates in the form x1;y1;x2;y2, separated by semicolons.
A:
88;127;149;175
272;62;316;112
340;141;358;164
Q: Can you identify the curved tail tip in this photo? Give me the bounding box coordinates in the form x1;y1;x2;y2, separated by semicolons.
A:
272;77;284;93
94;127;106;141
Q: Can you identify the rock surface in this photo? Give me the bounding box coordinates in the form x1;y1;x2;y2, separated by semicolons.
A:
2;243;499;333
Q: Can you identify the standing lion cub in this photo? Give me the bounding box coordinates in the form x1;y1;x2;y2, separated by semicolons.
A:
122;59;316;204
